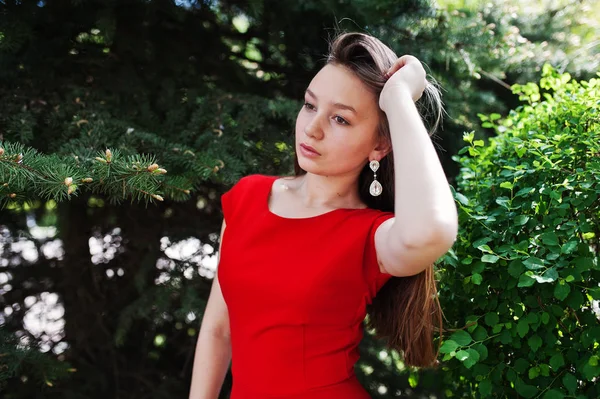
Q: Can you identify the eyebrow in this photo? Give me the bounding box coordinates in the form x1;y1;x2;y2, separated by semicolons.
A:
305;88;357;115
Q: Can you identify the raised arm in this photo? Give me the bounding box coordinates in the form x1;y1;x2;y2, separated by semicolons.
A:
375;56;458;277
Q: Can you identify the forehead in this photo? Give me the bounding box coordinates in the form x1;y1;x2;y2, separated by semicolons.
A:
308;64;377;112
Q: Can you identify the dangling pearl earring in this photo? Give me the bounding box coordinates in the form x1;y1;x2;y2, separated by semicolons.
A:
369;160;383;197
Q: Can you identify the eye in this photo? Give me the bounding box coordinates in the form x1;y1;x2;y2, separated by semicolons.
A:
304;102;316;111
333;115;350;125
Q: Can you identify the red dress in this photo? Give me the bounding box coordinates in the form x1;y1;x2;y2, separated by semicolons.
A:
219;174;394;399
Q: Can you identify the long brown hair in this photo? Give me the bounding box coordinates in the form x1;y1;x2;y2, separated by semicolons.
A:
293;32;444;367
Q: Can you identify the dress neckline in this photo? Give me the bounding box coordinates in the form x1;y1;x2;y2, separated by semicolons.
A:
264;175;369;221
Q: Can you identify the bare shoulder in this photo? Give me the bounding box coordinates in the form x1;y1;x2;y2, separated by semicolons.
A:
271;175;299;194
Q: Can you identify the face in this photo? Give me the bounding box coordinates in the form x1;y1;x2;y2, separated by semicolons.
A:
295;63;387;177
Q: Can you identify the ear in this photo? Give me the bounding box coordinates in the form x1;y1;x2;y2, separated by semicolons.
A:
369;135;392;161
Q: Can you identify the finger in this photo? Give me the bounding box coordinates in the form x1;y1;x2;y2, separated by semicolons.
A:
384;55;418;78
384;57;406;78
394;55;416;69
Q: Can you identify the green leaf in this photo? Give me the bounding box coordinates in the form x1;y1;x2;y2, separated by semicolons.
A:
515;378;538;398
541;312;550;324
473;326;488;341
450;330;472;346
589;355;599;366
514;215;530;225
464;348;480;368
455;192;469;206
562;373;577;394
472;260;485;273
477;244;493;253
581;362;600;380
523;257;545;270
473;343;488;361
515;187;535;197
544;267;559;282
481;254;499;263
508;260;524;278
518;272;535;287
561;241;578;254
496;196;511;208
554;281;571;301
532;274;555;283
439;340;459;354
517;319;529;338
566;289;584;309
466;317;478;332
472;237;493;249
549;353;565;371
540;232;560;246
528;366;539;379
471;273;483;285
574;257;593;273
532;266;558;283
461;257;474;265
580;327;598;347
514;358;530;373
528;334;542;352
478;379;492;397
549;190;562;202
526;313;539;324
507;369;517;382
500;181;514;190
408;372;418;388
456;349;469;361
542;389;565;399
484;312;499;326
546;252;560;261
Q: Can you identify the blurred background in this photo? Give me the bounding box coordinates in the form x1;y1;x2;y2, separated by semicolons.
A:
0;0;598;398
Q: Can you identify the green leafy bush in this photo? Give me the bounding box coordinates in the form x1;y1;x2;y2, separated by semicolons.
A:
438;65;599;398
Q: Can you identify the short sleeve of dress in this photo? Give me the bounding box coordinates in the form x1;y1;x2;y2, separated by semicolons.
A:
221;175;254;223
363;211;395;300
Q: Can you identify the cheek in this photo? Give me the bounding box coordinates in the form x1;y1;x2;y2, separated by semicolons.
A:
340;141;367;159
295;110;309;136
335;130;376;157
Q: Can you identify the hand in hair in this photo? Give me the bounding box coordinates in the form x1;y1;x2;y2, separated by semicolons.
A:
380;55;427;109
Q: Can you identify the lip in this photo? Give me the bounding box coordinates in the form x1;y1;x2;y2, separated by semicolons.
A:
300;143;321;156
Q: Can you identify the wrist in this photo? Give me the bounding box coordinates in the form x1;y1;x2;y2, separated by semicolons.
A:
379;83;413;113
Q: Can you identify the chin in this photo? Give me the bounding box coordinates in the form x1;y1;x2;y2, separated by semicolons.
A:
297;160;341;177
296;156;325;173
296;157;316;173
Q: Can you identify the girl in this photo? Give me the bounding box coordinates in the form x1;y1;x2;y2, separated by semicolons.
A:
189;32;458;399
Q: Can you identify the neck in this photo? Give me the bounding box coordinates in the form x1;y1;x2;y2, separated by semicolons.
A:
294;172;365;209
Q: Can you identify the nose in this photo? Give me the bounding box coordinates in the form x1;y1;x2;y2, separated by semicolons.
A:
304;114;324;140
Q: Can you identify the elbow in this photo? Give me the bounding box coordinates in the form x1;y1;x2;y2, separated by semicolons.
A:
385;221;458;277
401;218;458;251
383;211;458;277
437;218;459;249
200;324;231;342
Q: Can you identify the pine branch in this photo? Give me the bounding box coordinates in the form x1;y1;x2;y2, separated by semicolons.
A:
0;327;73;389
0;142;176;207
